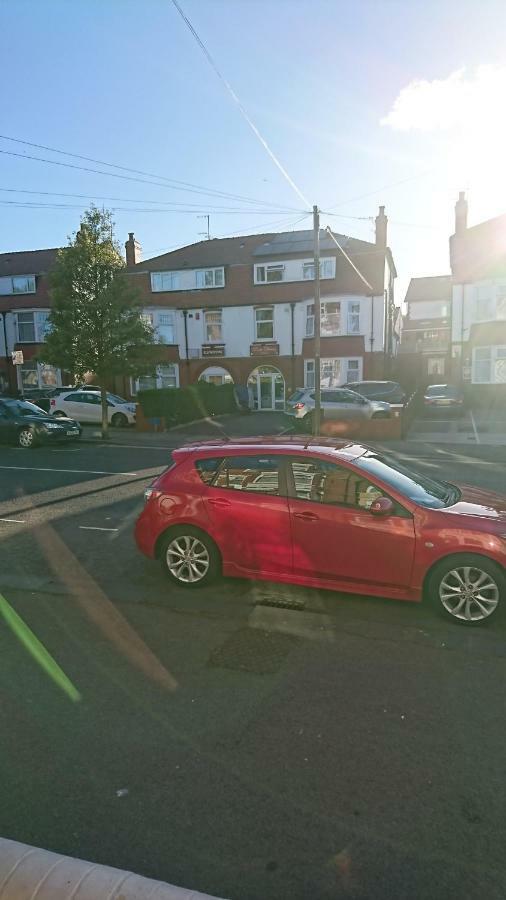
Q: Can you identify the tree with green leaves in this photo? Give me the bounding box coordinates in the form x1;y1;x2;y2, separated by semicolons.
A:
41;207;157;438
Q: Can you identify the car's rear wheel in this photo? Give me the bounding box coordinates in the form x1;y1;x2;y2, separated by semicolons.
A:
18;427;36;448
426;554;504;624
160;526;220;588
111;412;128;427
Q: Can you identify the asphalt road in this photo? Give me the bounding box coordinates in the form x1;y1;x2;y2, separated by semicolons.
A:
1;438;506;899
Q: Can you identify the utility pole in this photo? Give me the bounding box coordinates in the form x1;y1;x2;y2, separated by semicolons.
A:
198;214;211;240
313;204;321;435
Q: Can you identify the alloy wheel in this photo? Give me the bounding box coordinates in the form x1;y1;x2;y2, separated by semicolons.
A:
19;429;34;448
166;535;210;584
439;566;499;622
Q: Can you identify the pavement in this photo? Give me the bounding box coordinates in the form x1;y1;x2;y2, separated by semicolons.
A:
407;407;506;445
1;415;506;899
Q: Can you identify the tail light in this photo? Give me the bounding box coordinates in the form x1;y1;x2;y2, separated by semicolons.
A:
293;402;304;410
50;399;56;407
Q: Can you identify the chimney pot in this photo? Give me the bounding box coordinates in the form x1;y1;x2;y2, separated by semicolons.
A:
125;232;142;266
375;205;388;249
455;191;468;236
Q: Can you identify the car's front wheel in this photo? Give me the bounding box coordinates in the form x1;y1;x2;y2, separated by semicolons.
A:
426;554;504;624
111;412;128;427
160;527;220;588
18;427;36;448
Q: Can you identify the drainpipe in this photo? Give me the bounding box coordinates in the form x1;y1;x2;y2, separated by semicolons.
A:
369;293;375;377
1;310;12;393
290;302;295;394
182;309;190;385
383;288;389;377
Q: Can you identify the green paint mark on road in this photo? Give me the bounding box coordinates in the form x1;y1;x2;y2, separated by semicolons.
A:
0;593;81;702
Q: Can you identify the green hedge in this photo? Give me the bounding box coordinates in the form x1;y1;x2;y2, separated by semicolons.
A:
138;382;237;425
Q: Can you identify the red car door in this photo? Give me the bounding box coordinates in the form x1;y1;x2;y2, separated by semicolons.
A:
288;456;415;590
202;454;292;577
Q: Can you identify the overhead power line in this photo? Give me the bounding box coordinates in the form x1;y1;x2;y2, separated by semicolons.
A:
0;133;302;212
170;0;310;209
0;185;297;212
0;199;300;215
326;170;433;211
325;227;373;292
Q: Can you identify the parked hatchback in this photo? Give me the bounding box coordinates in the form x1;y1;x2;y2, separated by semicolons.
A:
285;387;390;430
343;380;407;404
423;384;464;415
0;398;81;447
51;390;137;426
135;438;506;624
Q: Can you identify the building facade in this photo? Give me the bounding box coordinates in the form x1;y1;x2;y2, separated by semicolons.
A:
398;274;451;387
0;248;62;395
123;209;396;409
449;193;506;388
0;210;397;407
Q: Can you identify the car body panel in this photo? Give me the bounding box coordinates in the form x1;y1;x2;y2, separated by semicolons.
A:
134;440;506;604
284;388;390;423
343;380;407;404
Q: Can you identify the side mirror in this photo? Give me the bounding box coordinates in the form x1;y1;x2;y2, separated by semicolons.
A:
370;496;394;516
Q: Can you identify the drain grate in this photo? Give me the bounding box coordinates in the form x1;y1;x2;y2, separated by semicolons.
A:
208;627;298;674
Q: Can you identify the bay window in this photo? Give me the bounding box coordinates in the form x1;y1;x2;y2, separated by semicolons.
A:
133;363;179;393
347;302;360;334
255;306;274;340
157;312;176;344
472;346;506;384
304;357;363;388
306;301;341;336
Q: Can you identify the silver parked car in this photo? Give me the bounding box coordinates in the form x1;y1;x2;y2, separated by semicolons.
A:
285;387;391;430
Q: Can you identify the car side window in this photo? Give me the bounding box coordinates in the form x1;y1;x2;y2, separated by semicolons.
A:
290;458;385;510
195;457;224;485
213;455;281;496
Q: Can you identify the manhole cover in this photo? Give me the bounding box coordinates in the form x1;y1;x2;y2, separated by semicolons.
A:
208;628;298;674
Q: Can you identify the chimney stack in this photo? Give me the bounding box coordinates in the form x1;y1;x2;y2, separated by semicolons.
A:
455;191;468;236
125;232;142;266
375;205;387;248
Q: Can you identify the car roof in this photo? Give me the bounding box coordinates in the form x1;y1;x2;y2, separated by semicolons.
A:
174;435;369;461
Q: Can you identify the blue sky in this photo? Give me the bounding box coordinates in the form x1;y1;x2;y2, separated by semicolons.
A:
2;0;506;300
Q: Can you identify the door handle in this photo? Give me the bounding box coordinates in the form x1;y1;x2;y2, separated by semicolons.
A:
293;511;319;521
208;497;232;507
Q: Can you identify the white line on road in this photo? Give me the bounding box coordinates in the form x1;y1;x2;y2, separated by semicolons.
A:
79;526;119;532
469;410;480;444
0;517;26;524
0;466;139;476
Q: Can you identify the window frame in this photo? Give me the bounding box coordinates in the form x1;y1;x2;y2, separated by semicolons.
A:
131;363;180;394
203;308;223;343
306;300;343;337
286;455;409;516
304;357;363;389
254;264;285;284
0;275;36;296
204;453;288;497
254;306;275;341
195;267;225;289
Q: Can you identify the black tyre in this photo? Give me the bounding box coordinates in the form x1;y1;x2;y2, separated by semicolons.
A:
426;553;504;625
160;526;220;589
111;412;128;427
18;427;36;449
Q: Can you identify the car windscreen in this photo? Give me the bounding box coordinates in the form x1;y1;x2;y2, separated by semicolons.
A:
355;452;459;508
2;399;47;417
108;394;129;404
425;384;456;397
288;391;305;402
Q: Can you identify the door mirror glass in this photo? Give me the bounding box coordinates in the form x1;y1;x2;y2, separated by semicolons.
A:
370;496;394;516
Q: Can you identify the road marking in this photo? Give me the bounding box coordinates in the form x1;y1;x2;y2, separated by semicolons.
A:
97;443;176;451
79;526;119;532
0;517;26;524
469;410;480;444
0;465;138;476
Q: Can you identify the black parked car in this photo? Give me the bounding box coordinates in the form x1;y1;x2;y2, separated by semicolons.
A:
0;398;81;448
342;380;407;404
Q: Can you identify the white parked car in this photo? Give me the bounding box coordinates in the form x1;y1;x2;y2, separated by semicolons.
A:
50;390;137;426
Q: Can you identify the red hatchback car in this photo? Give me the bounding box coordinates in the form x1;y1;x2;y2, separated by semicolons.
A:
135;437;506;625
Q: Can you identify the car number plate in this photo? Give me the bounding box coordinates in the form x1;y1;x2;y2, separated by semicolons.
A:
66;428;79;434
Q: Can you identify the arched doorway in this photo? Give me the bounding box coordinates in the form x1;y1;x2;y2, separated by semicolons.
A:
198;366;233;386
247;365;285;411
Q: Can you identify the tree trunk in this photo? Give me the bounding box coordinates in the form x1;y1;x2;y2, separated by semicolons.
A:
100;385;109;440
